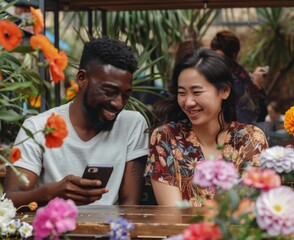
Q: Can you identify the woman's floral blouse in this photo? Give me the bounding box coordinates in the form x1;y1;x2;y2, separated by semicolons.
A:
145;120;268;206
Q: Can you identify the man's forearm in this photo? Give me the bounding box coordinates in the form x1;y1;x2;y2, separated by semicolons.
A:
5;184;53;208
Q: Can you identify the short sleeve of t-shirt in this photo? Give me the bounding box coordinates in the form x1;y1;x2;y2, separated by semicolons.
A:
125;112;149;161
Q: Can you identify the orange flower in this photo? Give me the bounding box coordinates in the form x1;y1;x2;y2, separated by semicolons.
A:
232;199;255;218
44;113;68;148
49;51;68;84
284;106;294;136
0;71;2;80
28;201;38;211
29;95;41;108
30;34;58;60
10;147;21;163
66;80;79;101
0;20;22;51
242;168;281;190
30;7;44;34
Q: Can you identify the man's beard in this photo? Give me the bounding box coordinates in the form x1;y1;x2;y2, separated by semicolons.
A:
83;88;117;132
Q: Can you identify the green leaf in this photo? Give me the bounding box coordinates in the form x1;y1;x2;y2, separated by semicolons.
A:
0;52;22;67
228;188;241;212
0;110;24;122
188;215;203;223
10;45;35;54
21;125;35;139
0;0;19;13
0;81;34;92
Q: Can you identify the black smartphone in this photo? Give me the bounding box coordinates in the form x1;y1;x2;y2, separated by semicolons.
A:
82;164;113;188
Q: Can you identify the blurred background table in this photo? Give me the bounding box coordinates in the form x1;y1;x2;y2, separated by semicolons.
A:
19;205;202;239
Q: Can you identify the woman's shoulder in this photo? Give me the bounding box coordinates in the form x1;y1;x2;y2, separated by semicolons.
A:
230;121;267;140
231;121;262;131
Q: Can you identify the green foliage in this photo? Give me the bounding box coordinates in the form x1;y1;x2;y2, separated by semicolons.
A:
107;9;220;82
0;11;46;143
240;7;294;98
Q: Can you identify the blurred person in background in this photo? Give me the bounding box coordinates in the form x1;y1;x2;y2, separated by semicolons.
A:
251;66;269;122
210;30;261;124
265;101;285;123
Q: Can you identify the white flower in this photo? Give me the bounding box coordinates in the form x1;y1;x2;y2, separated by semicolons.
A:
255;186;294;236
0;223;8;235
0;198;16;225
259;146;294;173
6;219;21;234
19;222;33;238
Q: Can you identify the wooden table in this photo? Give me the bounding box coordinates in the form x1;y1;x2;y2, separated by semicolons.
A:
19;205;203;239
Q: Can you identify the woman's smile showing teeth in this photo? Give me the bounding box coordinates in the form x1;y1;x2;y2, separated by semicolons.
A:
101;109;116;121
186;109;202;119
188;109;201;114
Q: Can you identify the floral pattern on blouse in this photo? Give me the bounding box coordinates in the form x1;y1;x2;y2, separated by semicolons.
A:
145;120;268;206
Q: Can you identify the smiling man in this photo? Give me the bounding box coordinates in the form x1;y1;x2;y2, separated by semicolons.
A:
4;36;149;207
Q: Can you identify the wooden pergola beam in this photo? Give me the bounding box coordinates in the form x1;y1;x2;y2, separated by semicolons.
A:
48;0;294;11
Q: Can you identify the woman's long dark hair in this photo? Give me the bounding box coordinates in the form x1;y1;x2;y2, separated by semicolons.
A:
151;48;237;143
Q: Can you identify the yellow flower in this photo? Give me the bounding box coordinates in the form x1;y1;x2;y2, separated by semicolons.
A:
284;106;294;136
65;80;78;100
29;95;41;108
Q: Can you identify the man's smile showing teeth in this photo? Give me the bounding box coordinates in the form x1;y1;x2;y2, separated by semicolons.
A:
101;109;116;121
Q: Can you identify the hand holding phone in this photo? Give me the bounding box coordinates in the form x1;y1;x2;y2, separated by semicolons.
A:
82;164;113;188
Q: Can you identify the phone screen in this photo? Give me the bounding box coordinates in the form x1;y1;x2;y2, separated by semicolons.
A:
82;164;113;188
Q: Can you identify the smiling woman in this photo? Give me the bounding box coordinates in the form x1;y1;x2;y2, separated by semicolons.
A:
144;48;268;206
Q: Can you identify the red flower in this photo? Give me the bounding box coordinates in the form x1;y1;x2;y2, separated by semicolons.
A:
183;222;222;240
30;34;68;84
0;20;22;51
30;34;58;60
44;113;68;148
50;51;68;84
30;7;44;34
10;147;21;163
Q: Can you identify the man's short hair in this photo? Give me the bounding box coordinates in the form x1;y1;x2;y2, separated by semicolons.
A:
79;36;138;74
210;30;240;59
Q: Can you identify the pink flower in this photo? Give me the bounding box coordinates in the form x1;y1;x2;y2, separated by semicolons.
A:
255;186;294;236
193;159;238;192
259;146;294;173
242;168;281;190
33;198;77;240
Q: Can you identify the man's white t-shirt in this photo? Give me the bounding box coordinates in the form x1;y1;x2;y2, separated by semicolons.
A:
13;102;149;205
